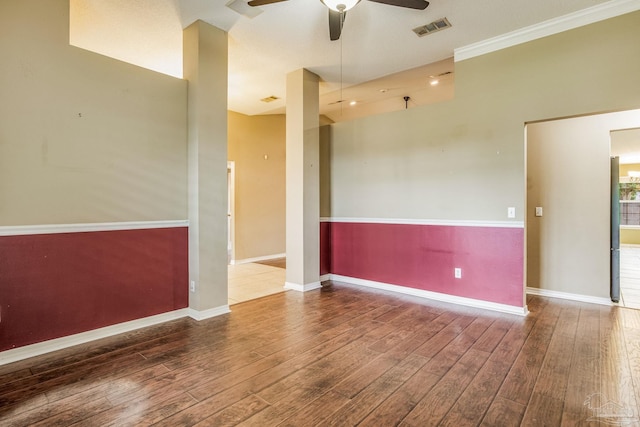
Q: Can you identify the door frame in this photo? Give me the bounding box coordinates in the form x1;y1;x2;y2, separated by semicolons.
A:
610;155;620;302
227;160;235;264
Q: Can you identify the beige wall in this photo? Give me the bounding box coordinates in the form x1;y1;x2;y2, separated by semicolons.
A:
228;111;331;260
621;228;640;245
328;11;640;298
0;0;188;226
228;112;286;261
527;111;640;298
329;11;640;222
620;163;640;177
227;113;332;261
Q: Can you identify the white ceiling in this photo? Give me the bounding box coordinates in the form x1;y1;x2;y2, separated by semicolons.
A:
71;0;611;122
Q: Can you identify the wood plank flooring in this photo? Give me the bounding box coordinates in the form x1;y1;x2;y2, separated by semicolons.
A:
1;281;640;426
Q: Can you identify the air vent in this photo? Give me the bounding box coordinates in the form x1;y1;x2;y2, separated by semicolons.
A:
260;95;280;103
226;0;263;19
412;18;451;37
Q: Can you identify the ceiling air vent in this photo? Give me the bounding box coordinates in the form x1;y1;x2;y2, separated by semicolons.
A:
260;95;280;103
412;18;451;37
226;0;263;18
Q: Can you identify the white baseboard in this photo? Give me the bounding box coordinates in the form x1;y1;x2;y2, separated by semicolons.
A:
526;287;613;306
329;274;528;316
0;309;191;366
188;305;231;321
230;253;286;265
320;274;331;282
284;281;322;292
0;304;233;366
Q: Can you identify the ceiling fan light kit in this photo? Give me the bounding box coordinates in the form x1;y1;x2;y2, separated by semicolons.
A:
322;0;360;12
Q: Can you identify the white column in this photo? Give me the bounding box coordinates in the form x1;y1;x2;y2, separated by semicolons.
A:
285;69;321;292
183;21;230;317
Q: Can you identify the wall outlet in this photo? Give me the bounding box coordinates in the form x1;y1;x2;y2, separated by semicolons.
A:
535;206;543;217
190;280;196;292
507;207;516;218
454;268;462;279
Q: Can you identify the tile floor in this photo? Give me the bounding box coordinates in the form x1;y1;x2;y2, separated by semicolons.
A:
228;262;286;305
620;244;640;309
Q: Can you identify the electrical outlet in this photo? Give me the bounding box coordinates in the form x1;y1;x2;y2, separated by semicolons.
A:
507;207;516;218
454;268;462;279
190;280;196;292
535;206;543;217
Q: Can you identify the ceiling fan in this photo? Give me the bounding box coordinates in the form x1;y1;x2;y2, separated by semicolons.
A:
247;0;430;41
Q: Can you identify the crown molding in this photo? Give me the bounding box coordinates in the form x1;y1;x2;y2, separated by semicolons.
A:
455;0;640;62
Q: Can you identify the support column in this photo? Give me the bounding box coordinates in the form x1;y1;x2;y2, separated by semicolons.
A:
285;69;321;292
183;21;230;317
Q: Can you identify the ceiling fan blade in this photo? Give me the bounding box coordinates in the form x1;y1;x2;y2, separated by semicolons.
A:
366;0;428;10
247;0;288;6
329;9;346;41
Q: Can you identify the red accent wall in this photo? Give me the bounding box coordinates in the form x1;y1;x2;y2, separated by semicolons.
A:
0;227;188;352
327;222;524;307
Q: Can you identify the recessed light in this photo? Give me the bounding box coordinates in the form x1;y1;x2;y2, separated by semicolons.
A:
350;101;357;106
430;79;439;86
379;89;388;93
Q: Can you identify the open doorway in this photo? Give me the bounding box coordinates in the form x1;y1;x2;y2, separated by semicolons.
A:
611;128;640;309
226;158;286;305
526;109;640;308
226;113;288;305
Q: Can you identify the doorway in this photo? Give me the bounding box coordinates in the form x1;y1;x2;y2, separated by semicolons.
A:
611;128;640;309
225;158;286;305
526;109;640;307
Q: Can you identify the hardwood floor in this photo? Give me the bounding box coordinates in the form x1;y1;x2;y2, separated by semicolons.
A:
1;281;640;426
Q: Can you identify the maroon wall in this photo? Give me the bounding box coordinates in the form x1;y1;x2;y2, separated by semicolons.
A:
0;227;188;352
325;222;524;307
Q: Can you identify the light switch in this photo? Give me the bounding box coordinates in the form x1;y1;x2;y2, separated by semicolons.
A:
507;207;516;218
535;207;543;217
